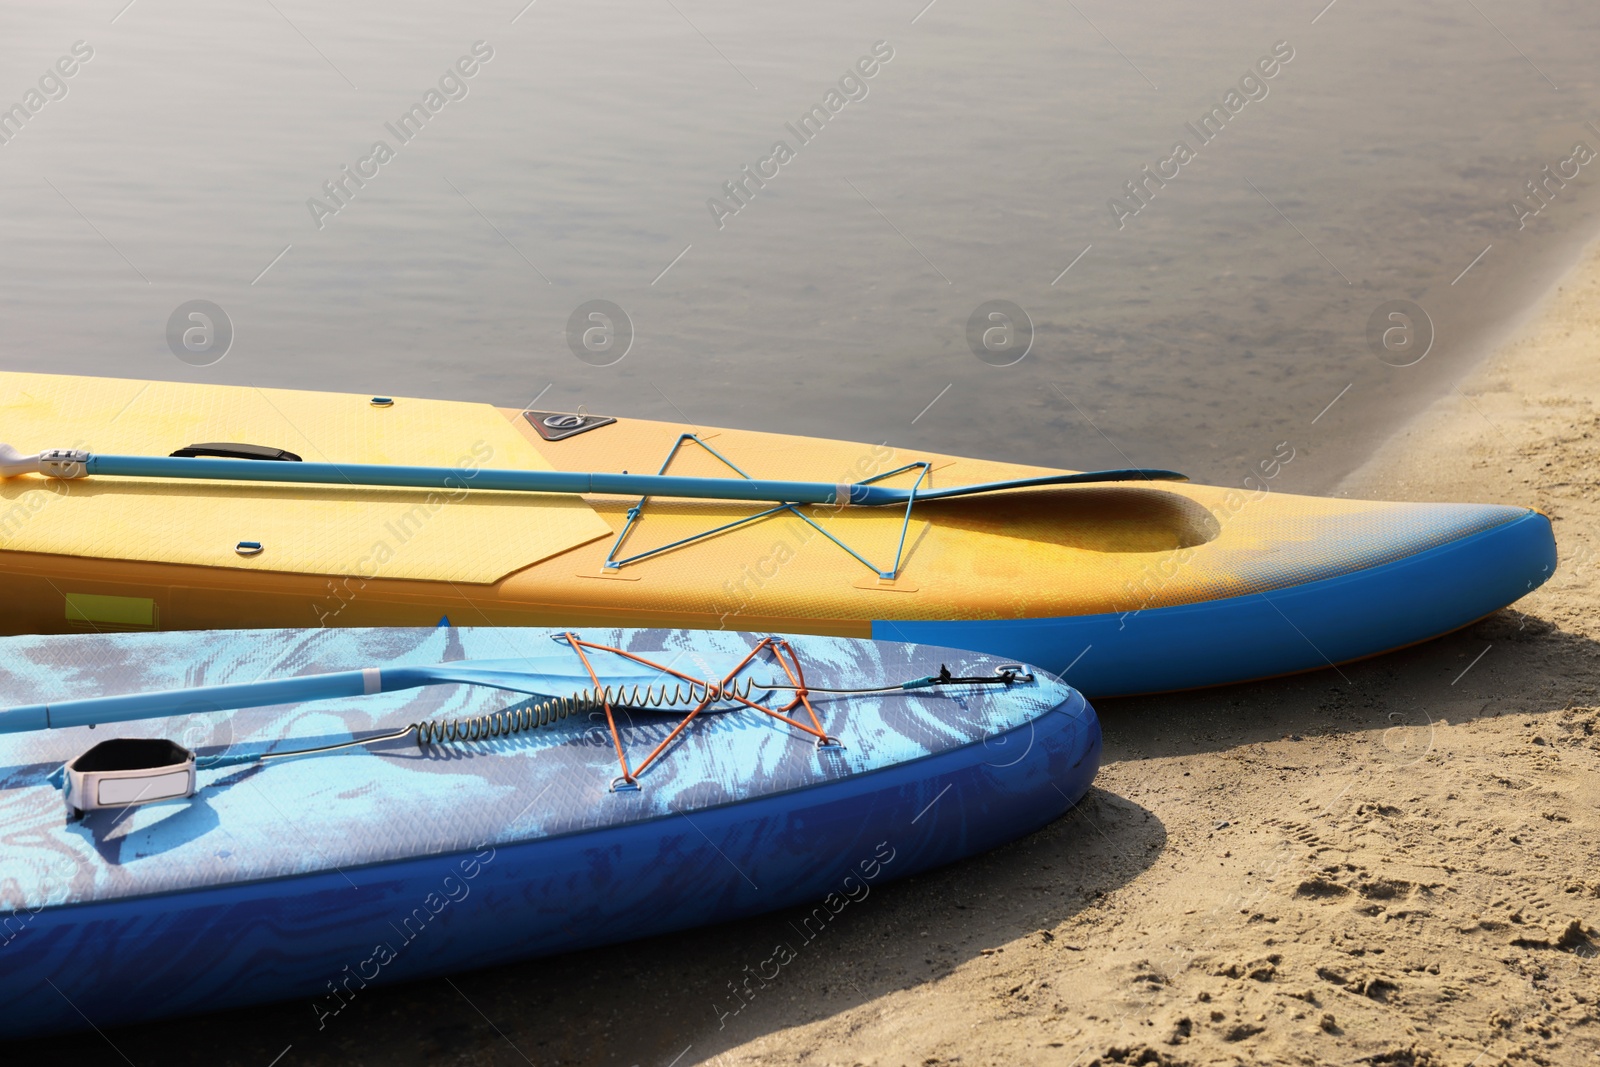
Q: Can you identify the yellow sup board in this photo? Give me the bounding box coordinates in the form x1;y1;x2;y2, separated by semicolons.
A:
0;372;1555;696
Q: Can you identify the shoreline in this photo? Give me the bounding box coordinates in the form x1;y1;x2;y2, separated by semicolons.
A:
1334;222;1600;504
1338;222;1600;509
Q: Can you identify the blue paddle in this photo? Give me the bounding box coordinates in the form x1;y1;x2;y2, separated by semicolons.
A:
0;444;1185;506
0;654;721;735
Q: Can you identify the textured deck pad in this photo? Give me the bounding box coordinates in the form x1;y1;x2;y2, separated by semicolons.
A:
0;627;1075;911
0;373;612;581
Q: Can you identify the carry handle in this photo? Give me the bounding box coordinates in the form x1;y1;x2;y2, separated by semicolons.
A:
169;442;303;462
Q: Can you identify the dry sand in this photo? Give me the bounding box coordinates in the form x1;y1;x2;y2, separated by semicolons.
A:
22;256;1600;1067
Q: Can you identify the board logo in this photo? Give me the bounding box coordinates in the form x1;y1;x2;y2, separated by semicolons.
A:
523;410;617;441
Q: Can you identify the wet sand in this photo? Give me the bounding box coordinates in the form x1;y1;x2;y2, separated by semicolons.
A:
13;238;1598;1067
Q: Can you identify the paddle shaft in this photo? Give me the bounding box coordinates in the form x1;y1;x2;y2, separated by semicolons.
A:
18;451;1184;506
0;660;644;735
90;453;874;504
1;669;375;734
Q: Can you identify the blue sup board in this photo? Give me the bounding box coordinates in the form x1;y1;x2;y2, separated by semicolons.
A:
0;627;1099;1039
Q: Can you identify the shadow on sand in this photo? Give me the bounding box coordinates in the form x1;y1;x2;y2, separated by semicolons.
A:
1094;609;1600;766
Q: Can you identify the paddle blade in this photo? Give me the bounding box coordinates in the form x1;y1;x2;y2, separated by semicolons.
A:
855;468;1188;505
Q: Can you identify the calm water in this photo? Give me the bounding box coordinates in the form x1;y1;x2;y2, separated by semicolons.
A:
4;1;1600;493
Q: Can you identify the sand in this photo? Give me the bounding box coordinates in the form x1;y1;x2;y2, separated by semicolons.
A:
20;257;1600;1067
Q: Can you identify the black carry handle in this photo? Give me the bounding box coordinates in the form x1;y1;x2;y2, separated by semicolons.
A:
169;442;303;462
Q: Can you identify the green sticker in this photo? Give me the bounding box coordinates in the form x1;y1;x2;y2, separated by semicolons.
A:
65;593;157;627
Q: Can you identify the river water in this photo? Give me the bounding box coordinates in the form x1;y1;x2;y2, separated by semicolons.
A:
3;0;1599;492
